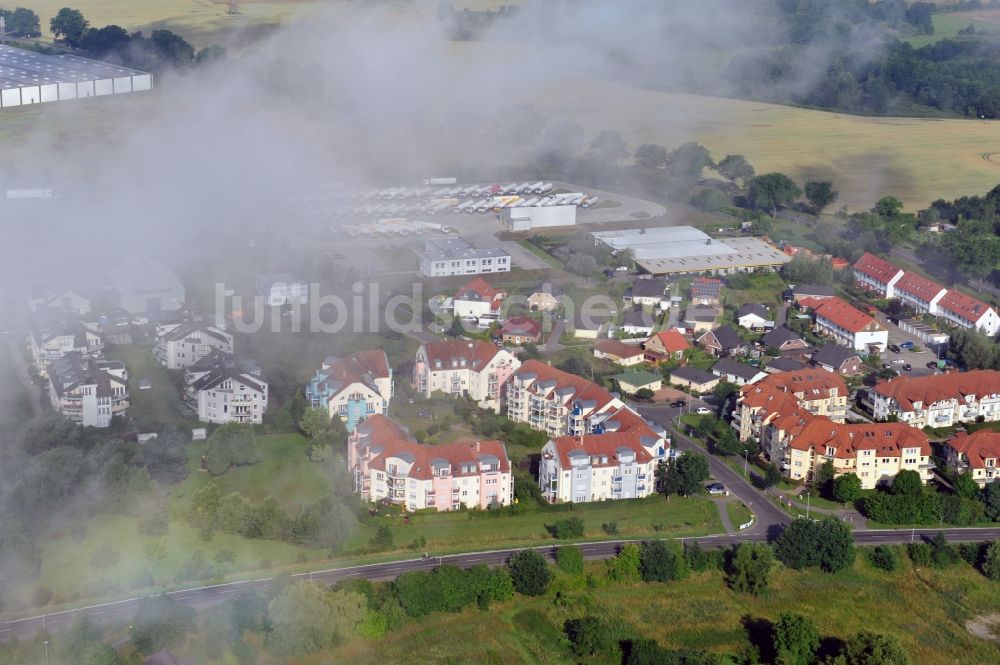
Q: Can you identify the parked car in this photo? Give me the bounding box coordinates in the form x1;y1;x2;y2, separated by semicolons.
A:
882;362;892;369
889;344;901;353
671;399;687;408
695;407;712;415
891;359;906;365
900;341;915;350
707;483;729;496
903;363;912;371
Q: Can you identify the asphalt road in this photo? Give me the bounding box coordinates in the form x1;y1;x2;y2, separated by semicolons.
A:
4;526;1000;642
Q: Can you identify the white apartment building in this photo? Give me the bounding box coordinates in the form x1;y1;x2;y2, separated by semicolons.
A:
539;433;659;503
936;290;1000;337
733;369;849;442
47;353;129;428
418;237;511;277
871;370;1000;428
893;272;947;315
451;277;506;320
306;350;394;431
185;354;268;425
852;252;904;297
413;340;519;412
256;272;309;306
30;322;104;375
154;320;234;370
349;415;513;512
944;431;1000;488
802;296;888;352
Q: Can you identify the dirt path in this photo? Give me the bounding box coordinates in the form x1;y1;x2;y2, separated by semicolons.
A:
966;613;1000;642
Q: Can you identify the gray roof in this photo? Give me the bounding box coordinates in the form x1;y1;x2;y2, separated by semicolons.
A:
107;256;183;297
711;358;762;381
670;366;717;385
622;309;655;328
766;356;805;372
0;44;148;89
812;344;859;368
703;325;743;350
420;236;509;262
684;305;719;323
760;326;803;348
630;278;667;299
736;303;770;319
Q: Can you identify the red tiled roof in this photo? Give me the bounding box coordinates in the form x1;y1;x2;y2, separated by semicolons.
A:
739;369;847;410
853;252;903;284
937;289;995;324
455;277;503;302
646;329;690;353
515;359;617;410
595;339;645;359
317;350;390;399
812;297;880;334
946;431;1000;470
873;370;1000;411
548;432;654;469
357;414;510;480
895;272;946;303
786;417;930;457
501;316;542;337
422;339;505;372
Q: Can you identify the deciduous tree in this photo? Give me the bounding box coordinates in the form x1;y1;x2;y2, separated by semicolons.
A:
773;612;820;665
49;7;88;46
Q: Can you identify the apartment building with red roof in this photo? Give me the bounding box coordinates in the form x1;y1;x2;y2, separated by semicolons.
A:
893;272;947;315
349;415;513;511
799;296;888;351
944;430;1000;488
539;432;659;502
733;369;848;442
936;289;1000;336
852;252;904;297
413;339;520;412
766;416;932;488
306;349;393;431
871;370;1000;429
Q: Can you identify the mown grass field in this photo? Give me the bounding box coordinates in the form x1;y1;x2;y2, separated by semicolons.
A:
327;552;1000;665
906;11;1000;48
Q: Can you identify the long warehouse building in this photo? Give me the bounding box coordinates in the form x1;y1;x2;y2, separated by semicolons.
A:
591;225;790;275
0;44;151;109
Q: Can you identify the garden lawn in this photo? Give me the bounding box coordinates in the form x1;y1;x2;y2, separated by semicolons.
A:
108;344;194;430
342;496;722;555
726;500;753;529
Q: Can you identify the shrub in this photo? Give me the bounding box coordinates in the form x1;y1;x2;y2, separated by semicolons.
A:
551;517;585;539
982;541;1000;581
868;545;899;571
684;542;709;572
607;543;641;583
602;520;619;535
556;546;585;575
639;540;688;583
726;543;772;595
907;542;933;567
957;542;984;566
507;550;552;596
564;616;613;658
369;525;394;551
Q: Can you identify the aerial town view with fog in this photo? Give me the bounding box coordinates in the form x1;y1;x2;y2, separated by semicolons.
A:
3;1;1000;664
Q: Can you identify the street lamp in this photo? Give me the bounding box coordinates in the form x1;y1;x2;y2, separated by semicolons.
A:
743;448;749;477
805;492;811;519
43;640;49;665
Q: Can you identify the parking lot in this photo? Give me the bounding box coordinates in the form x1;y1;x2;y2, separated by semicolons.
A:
875;314;946;378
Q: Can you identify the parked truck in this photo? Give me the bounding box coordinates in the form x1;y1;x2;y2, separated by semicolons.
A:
422;177;458;186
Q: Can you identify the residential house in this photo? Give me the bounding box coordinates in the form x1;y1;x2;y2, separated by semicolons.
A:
539;433;659;503
733;369;849;442
690;277;722;305
528;284;561;312
348;415;512;511
893;272;946;315
735;303;774;330
852;252;904;297
626;278;667;308
28;289;91;315
697;325;747;357
711;358;767;386
643;329;690;363
789;284;835;304
870;370;1000;429
256;272;309;306
184;352;267;425
620;309;656;337
668;366;719;394
154;320;234;370
414;340;519;412
800;296;888;352
811;344;863;376
684;305;720;333
765;356;805;373
759;326;808;354
47;353;129;428
307;350;393;430
936;290;1000;336
107;255;185;316
500;317;542;345
593;339;646;367
30;319;104;374
943;431;1000;488
453;277;505;320
614;370;663;395
764;416;932;488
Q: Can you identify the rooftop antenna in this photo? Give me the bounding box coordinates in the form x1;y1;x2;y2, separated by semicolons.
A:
228;0;239;15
